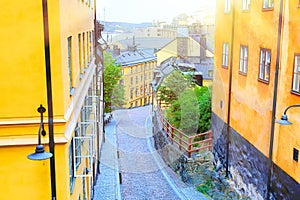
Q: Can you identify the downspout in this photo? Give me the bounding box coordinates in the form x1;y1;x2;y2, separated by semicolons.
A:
226;0;236;177
93;0;101;177
267;0;284;198
42;0;57;199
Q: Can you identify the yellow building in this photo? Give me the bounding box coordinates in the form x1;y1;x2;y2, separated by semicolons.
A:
115;49;157;108
212;0;300;198
0;0;104;199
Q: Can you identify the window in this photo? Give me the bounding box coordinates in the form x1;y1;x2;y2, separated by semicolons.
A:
259;48;271;82
74;125;81;169
263;0;274;9
83;32;86;67
292;54;300;94
130;77;133;85
130;88;134;99
239;45;248;74
136;87;139;96
224;0;231;13
89;32;92;62
136;76;138;84
69;139;75;194
67;36;74;94
222;42;229;68
78;34;82;72
242;0;251;10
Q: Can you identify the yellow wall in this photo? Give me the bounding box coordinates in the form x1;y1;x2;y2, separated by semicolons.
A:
156;37;201;65
121;60;156;108
213;0;300;182
0;0;99;199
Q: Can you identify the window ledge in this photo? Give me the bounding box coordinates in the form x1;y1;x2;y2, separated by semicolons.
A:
238;71;247;76
222;65;229;69
291;90;300;96
258;78;269;84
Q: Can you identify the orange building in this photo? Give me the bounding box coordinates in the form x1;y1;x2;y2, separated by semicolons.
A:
212;0;300;199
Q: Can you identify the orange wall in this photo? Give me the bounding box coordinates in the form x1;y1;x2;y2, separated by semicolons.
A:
213;0;300;182
274;0;300;182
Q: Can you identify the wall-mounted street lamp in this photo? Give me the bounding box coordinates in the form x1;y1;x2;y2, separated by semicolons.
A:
27;0;57;199
276;104;300;125
28;105;53;160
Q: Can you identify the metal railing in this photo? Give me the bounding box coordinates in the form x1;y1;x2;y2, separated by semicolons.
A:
157;104;212;158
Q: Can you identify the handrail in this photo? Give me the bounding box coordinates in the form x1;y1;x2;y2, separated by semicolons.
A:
157;104;212;157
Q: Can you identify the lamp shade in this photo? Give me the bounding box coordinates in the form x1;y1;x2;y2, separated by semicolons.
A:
276;114;293;125
27;144;53;160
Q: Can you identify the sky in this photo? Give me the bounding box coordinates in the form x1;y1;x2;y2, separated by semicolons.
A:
97;0;216;23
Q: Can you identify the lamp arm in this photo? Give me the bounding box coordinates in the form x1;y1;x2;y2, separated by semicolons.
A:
283;104;300;115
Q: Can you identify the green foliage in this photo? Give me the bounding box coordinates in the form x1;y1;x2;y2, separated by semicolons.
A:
111;84;126;111
166;100;181;128
178;89;199;135
195;86;212;133
196;180;213;196
103;52;125;113
158;70;212;135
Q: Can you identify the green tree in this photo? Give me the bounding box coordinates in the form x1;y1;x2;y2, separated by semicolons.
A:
103;52;125;113
158;70;211;135
157;70;190;106
195;86;212;133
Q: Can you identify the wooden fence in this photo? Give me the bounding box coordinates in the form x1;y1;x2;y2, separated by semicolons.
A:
157;105;212;158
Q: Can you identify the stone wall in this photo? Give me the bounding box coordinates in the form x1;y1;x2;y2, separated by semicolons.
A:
211;112;300;199
152;110;183;167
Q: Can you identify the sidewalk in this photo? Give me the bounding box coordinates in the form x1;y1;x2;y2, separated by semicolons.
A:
93;119;121;200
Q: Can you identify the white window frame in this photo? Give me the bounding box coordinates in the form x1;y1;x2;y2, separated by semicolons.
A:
292;54;300;94
73;136;93;177
224;0;231;13
259;48;271;82
242;0;251;10
239;45;248;74
263;0;274;9
222;43;229;67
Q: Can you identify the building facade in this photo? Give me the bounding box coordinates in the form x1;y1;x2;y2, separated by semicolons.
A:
115;49;157;108
0;0;104;199
212;0;300;198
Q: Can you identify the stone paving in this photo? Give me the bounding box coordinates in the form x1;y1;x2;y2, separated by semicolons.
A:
93;106;208;200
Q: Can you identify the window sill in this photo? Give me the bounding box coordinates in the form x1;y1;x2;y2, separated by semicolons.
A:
239;71;247;76
262;8;274;11
291;90;300;96
222;65;228;69
258;78;269;84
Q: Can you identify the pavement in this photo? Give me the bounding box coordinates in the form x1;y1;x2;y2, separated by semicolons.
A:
93;106;208;200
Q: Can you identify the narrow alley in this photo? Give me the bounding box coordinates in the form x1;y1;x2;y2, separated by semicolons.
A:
93;106;208;200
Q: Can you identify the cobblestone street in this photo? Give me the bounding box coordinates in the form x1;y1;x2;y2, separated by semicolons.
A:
93;106;208;200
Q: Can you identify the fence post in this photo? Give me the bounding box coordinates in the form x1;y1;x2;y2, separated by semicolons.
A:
209;130;212;150
171;127;175;144
179;131;182;151
188;137;192;158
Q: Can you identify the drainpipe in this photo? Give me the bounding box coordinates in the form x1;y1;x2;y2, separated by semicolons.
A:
226;0;236;177
42;0;57;198
267;0;284;198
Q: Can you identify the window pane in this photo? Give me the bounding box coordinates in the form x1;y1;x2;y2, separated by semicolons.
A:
293;55;300;92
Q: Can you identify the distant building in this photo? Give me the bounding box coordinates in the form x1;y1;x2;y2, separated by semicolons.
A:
155;35;214;86
115;49;157;108
0;1;104;199
212;0;300;199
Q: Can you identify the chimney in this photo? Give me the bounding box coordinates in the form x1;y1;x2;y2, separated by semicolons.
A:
200;34;207;59
113;45;120;56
